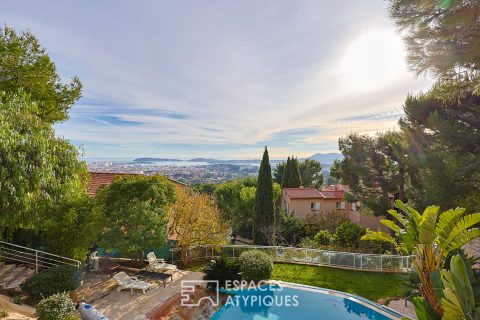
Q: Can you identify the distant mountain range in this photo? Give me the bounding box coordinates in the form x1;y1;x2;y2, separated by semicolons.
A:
307;153;343;165
133;153;343;165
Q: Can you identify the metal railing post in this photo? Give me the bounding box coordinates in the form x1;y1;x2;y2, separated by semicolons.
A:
35;251;38;273
380;256;383;270
360;255;363;269
232;246;235;259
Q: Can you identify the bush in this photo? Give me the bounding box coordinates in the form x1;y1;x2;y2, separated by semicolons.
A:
239;250;273;283
35;292;76;320
278;213;304;246
0;309;7;318
21;265;80;300
11;294;22;305
359;239;390;254
298;237;318;249
335;221;366;248
314;230;333;246
203;255;241;288
304;210;347;236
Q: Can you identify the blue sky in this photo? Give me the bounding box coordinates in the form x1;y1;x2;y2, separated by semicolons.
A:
2;1;432;160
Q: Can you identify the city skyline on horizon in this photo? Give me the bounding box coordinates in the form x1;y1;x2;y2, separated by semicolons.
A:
2;0;433;159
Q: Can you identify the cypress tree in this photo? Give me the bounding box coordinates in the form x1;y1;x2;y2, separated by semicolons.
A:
281;157;290;188
253;146;275;245
282;156;302;188
291;157;302;187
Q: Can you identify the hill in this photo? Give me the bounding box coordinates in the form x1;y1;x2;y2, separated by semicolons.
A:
308;153;343;165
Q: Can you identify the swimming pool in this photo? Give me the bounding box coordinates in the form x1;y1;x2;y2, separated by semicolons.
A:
212;282;405;320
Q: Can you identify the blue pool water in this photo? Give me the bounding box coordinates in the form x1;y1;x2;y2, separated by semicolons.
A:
212;284;401;320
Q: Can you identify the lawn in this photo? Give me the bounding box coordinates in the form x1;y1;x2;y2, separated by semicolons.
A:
272;262;411;301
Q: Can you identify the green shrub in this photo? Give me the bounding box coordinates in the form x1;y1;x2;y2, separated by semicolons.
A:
304;210;347;236
35;292;76;320
278;213;304;246
239;250;273;283
203;255;241;288
0;309;7;318
314;230;333;246
359;239;389;254
335;221;366;248
11;294;22;304
21;265;80;300
298;237;318;249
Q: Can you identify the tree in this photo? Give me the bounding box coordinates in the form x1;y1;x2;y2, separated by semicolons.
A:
192;182;217;195
362;200;480;316
0;91;87;234
214;176;281;240
280;157;290;187
277;212;304;246
273;162;286;185
400;90;480;213
281;156;302;188
289;157;302;188
299;159;323;188
98;175;176;259
332;132;411;215
389;0;480;93
0;25;82;123
44;195;105;260
214;176;256;238
170;187;229;265
253;147;275;245
275;158;323;188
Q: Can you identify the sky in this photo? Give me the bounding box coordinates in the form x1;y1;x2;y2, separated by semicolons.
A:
1;0;432;160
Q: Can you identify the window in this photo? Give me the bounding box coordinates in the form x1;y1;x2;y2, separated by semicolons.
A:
311;202;321;211
336;201;346;210
351;202;357;211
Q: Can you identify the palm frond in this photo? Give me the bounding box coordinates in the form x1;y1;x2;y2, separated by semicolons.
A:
442;229;480;258
361;231;401;251
381;219;401;234
435;208;466;241
418;206;439;244
442;214;480;254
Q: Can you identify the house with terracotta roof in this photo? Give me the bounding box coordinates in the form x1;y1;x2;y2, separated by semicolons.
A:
281;184;387;231
86;171;185;197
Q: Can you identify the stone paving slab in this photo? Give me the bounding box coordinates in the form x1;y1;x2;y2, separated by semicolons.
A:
90;271;204;320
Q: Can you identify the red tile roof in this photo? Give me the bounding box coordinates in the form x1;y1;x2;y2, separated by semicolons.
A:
283;188;324;199
86;171;185;196
283;187;345;200
86;172;139;196
319;190;345;199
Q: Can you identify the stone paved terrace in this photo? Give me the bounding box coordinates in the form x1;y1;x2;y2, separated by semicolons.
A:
74;270;203;320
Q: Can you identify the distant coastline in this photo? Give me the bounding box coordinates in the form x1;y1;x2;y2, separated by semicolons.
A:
132;152;343;165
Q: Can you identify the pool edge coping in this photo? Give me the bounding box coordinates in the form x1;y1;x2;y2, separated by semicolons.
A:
269;280;410;320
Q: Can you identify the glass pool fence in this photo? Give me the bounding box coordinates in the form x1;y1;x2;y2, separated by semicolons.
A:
170;245;412;272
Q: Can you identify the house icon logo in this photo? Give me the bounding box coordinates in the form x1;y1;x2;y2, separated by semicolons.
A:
180;280;220;307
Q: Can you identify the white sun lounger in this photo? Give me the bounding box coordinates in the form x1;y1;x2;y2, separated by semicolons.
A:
113;271;151;294
146;252;178;274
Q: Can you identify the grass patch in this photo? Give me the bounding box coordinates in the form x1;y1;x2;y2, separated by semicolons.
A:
272;262;410;301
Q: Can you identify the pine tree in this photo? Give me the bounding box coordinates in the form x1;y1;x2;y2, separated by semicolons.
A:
253;147;275;245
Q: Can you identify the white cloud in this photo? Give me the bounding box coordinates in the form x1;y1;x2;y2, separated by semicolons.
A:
2;0;433;158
